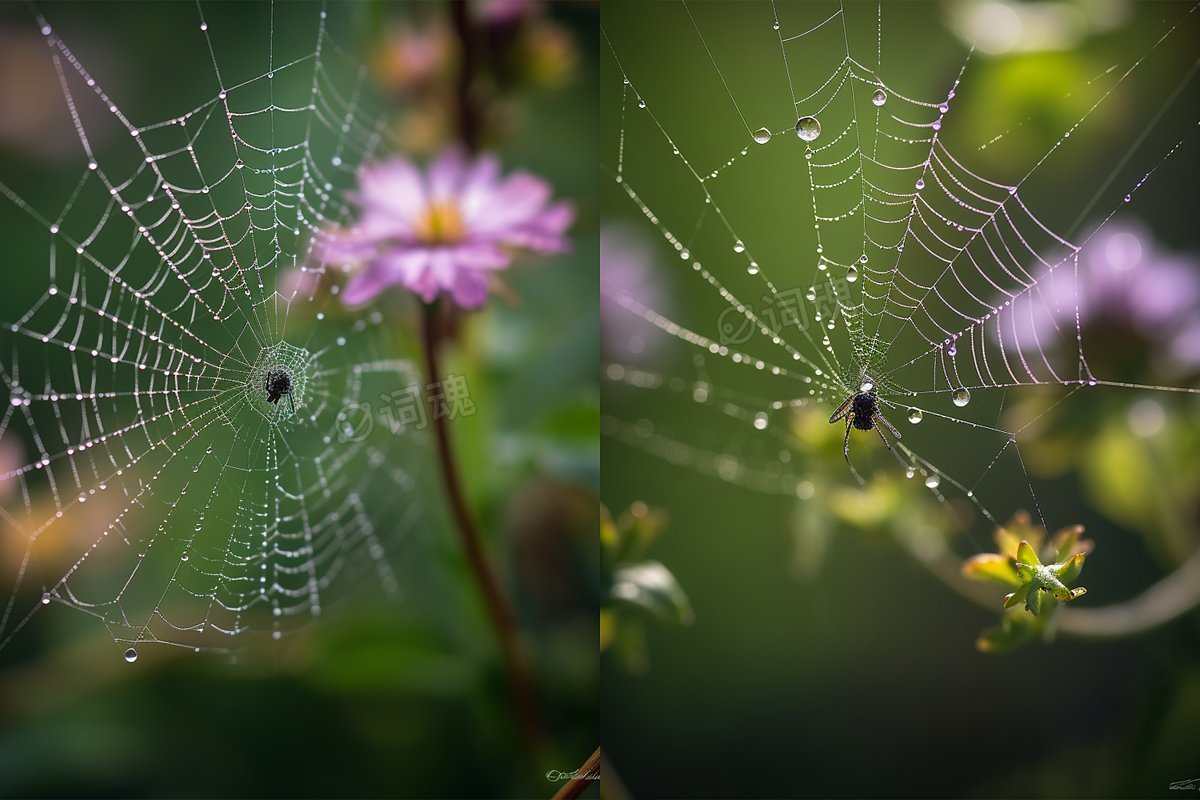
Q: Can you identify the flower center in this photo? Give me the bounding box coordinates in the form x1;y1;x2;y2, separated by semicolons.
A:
415;201;466;245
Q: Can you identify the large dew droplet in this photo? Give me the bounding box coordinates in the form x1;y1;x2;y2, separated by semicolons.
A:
846;265;858;283
752;127;772;145
753;412;769;430
925;474;941;489
124;647;138;663
795;116;821;142
907;408;923;424
871;89;887;107
952;388;971;407
733;240;745;253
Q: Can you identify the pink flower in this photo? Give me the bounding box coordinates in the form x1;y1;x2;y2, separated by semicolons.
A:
320;149;573;309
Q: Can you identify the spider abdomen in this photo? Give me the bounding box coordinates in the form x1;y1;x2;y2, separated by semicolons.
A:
852;392;878;428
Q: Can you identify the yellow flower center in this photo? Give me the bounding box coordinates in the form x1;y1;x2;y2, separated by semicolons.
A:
415;201;466;245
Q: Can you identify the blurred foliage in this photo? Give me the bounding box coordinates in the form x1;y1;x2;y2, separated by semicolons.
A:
600;503;692;675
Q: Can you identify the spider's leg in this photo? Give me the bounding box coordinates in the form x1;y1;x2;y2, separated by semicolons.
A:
829;396;853;424
875;409;902;441
873;418;911;469
843;417;866;486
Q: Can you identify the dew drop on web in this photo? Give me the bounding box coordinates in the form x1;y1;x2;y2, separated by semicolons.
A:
846;265;858;283
952;388;971;407
124;647;138;663
907;408;923;424
925;474;941;489
795;116;821;142
871;89;887;107
752;127;772;145
733;239;745;253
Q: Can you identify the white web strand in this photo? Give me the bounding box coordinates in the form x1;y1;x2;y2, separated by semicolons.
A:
601;1;1200;533
0;2;430;657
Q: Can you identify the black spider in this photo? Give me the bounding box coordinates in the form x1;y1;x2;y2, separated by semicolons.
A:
828;381;902;468
265;369;295;413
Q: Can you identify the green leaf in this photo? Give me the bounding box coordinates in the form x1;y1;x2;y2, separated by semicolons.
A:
1051;524;1090;563
1004;585;1030;609
1054;552;1087;584
962;553;1022;587
1024;584;1041;616
609;561;695;626
1016;539;1041;567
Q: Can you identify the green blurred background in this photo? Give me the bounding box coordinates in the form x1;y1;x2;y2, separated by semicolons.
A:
601;1;1200;798
0;1;598;797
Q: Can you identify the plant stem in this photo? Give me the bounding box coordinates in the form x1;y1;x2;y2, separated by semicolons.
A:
421;301;544;750
551;747;601;800
450;0;483;154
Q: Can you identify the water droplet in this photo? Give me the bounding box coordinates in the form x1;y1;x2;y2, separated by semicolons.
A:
952;388;971;407
905;467;915;479
915;178;925;190
747;262;759;275
907;408;923;424
947;342;957;357
637;99;646;109
931;119;942;131
925;474;941;489
773;20;780;30
124;648;138;663
753;412;768;430
1124;194;1131;203
806;287;817;301
733;240;745;253
752;127;772;145
846;265;858;283
871;89;887;107
795;116;821;142
939;103;949;114
860;381;874;393
41;592;51;605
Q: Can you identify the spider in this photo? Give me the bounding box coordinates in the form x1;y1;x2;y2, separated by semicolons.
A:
828;381;903;468
265;369;295;414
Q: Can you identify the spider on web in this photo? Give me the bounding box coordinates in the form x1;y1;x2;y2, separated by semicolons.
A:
827;379;904;470
265;369;296;414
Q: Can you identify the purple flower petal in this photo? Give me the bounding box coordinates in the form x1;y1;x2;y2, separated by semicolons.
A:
323;149;573;308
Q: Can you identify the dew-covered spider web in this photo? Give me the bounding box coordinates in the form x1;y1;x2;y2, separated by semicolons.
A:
0;2;433;658
601;2;1200;536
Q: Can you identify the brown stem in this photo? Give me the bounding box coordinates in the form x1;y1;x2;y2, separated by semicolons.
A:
421;301;544;750
551;747;601;800
450;0;483;153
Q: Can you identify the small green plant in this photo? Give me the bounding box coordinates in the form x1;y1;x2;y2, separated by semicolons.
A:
962;511;1092;652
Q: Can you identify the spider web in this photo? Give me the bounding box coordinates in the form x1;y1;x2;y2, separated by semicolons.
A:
0;2;433;658
601;2;1200;535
